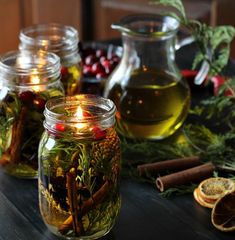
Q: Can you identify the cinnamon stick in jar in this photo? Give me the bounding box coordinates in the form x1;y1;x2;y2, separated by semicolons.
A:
137;156;201;176
66;168;84;235
156;162;215;192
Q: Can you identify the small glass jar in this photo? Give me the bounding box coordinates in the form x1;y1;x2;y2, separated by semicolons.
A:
0;50;64;178
19;23;82;96
38;95;121;239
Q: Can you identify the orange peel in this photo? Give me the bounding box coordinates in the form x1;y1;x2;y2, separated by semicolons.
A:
194;177;235;209
211;190;235;232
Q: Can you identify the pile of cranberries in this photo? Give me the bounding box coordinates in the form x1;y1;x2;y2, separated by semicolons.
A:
81;44;121;80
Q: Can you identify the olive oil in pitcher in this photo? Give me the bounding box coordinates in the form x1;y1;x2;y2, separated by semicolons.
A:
104;14;191;139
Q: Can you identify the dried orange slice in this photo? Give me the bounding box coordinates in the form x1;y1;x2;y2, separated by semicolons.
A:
211;190;235;232
193;187;214;208
198;177;235;203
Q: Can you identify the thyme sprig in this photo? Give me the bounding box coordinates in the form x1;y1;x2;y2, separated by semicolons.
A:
152;0;235;77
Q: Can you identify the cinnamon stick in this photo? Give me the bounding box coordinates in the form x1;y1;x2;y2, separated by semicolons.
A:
137;156;201;176
156;162;215;192
66;168;84;235
0;106;27;165
59;180;110;235
10;106;27;163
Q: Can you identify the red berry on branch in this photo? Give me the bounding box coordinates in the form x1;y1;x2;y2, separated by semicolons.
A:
211;76;234;96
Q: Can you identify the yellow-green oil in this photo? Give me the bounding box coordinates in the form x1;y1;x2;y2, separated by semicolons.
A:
107;68;190;139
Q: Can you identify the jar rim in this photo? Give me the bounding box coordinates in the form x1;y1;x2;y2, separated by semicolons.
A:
0;50;60;76
44;94;116;126
112;13;179;38
19;23;79;54
0;50;61;88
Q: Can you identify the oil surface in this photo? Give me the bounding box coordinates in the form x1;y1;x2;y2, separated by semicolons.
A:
107;68;190;139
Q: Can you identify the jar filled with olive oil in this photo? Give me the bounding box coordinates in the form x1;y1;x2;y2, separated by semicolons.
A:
19;23;82;96
39;95;121;239
0;50;64;178
104;14;191;140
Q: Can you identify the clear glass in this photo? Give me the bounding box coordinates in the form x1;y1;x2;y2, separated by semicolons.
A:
38;95;121;239
19;23;82;96
0;50;64;178
104;14;191;140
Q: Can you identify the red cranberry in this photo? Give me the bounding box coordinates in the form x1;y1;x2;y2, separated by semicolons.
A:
61;66;68;77
100;56;107;65
96;49;106;58
211;76;234;96
19;91;35;103
82;111;92;117
83;65;93;77
101;59;111;69
92;126;106;140
33;97;46;111
85;55;97;66
55;123;65;132
91;62;105;75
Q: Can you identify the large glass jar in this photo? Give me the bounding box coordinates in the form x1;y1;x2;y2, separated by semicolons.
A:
0;50;64;178
104;14;191;140
38;95;121;239
19;23;82;96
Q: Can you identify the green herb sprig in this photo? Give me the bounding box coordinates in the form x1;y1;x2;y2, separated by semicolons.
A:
152;0;235;77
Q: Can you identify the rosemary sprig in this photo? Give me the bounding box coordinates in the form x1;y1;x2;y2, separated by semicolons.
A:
151;0;235;77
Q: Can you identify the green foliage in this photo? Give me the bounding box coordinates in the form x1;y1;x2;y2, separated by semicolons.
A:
152;0;187;22
192;78;235;130
152;0;235;77
121;79;235;196
0;92;21;156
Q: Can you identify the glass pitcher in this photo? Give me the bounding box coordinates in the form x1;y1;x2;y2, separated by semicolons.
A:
103;14;191;140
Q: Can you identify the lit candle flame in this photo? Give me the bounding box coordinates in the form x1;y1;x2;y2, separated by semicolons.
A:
75;105;84;130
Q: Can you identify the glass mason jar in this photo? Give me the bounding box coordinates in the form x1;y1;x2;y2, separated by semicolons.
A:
0;50;64;178
19;23;82;96
103;14;191;140
38;95;121;239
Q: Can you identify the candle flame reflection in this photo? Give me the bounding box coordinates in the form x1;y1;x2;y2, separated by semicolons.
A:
30;69;41;92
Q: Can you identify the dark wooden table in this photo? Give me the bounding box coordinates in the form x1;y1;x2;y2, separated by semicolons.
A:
0;170;234;240
0;43;235;240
